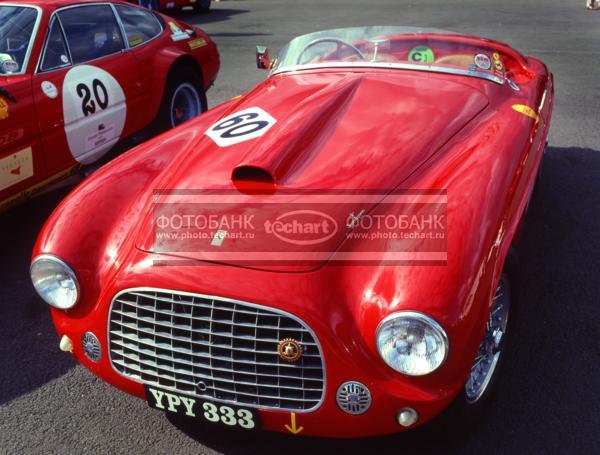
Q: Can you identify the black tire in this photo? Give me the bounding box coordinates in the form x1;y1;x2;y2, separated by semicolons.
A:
437;250;520;434
155;65;207;132
194;0;211;12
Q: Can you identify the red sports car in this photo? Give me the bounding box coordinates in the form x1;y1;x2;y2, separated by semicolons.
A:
0;0;219;212
31;26;553;437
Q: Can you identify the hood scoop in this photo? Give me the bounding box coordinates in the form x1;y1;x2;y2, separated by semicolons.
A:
231;165;276;193
233;74;362;186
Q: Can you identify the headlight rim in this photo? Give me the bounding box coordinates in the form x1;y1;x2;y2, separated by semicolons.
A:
30;253;80;310
375;310;449;377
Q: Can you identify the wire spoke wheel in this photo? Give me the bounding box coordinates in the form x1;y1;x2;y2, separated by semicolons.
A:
465;274;511;403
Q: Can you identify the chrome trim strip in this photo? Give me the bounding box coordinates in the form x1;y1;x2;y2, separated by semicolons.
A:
110;3;129;51
112;3;164;49
37;15;71;73
0;3;43;75
107;287;327;413
272;61;505;85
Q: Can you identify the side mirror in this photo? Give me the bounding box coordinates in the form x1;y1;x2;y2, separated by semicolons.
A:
256;46;271;70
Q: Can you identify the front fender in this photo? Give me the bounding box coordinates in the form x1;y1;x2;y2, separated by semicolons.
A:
342;78;553;397
31;100;234;318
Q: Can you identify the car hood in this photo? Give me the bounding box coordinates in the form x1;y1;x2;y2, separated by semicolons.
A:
137;70;489;271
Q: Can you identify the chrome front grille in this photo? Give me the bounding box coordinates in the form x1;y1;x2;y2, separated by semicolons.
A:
107;289;325;411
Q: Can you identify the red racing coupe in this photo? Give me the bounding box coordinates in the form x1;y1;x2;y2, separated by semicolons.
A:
0;0;219;212
31;27;553;437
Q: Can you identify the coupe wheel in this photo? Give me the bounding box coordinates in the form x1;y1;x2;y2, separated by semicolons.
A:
169;83;202;128
194;0;211;12
156;66;207;131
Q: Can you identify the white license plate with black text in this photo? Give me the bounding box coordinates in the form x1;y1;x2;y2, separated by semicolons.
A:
145;385;259;430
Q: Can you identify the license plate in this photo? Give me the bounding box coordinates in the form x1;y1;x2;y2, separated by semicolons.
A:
144;385;259;430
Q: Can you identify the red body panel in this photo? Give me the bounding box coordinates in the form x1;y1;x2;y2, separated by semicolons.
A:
0;0;219;211
33;33;553;437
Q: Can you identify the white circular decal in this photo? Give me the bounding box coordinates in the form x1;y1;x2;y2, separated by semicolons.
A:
474;53;492;70
205;107;277;147
41;81;58;99
62;65;126;164
1;59;19;74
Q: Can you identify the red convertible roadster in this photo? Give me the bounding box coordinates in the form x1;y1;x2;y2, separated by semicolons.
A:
0;0;219;212
31;26;553;437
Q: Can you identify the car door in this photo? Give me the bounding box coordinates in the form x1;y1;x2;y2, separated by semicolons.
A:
112;3;164;129
32;3;144;172
0;5;46;208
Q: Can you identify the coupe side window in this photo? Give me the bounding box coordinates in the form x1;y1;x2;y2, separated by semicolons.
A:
40;17;71;72
58;5;125;65
115;5;163;48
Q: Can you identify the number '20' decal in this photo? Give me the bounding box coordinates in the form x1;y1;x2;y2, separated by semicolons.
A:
76;79;109;117
205;107;276;147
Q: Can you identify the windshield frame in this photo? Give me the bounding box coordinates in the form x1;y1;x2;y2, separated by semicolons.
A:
272;61;505;85
271;27;507;86
0;3;43;76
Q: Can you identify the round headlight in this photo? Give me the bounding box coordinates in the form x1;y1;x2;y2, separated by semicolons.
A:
30;255;80;310
376;311;448;376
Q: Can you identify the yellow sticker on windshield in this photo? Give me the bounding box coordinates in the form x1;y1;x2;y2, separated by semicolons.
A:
0;97;8;120
512;104;539;123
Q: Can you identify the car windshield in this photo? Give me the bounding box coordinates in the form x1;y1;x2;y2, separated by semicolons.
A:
274;26;508;82
0;6;38;74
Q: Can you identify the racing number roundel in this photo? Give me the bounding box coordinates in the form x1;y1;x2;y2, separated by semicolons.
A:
205;107;276;147
62;65;127;164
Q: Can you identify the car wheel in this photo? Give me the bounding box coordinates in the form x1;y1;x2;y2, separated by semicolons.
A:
437;253;518;434
194;0;211;12
157;66;207;131
463;272;511;405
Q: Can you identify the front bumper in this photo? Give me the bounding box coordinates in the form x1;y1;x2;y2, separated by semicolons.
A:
51;262;460;438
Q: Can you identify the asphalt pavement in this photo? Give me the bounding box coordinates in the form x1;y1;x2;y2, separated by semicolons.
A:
1;1;599;454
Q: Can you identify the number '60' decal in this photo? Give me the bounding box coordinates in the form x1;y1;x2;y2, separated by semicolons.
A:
205;107;276;147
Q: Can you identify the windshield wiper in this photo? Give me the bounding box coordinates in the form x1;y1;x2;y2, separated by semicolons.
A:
0;87;17;103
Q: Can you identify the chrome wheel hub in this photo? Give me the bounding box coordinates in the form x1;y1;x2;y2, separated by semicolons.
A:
465;274;511;403
170;83;201;127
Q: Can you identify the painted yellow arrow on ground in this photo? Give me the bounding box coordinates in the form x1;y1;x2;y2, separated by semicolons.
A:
284;412;304;435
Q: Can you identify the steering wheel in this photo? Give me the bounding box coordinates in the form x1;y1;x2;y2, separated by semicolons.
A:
296;37;365;65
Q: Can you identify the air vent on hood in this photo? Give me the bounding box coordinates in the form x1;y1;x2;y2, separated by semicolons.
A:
232;165;276;193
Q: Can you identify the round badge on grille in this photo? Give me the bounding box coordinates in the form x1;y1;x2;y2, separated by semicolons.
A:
277;338;302;363
336;381;372;415
82;332;102;362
